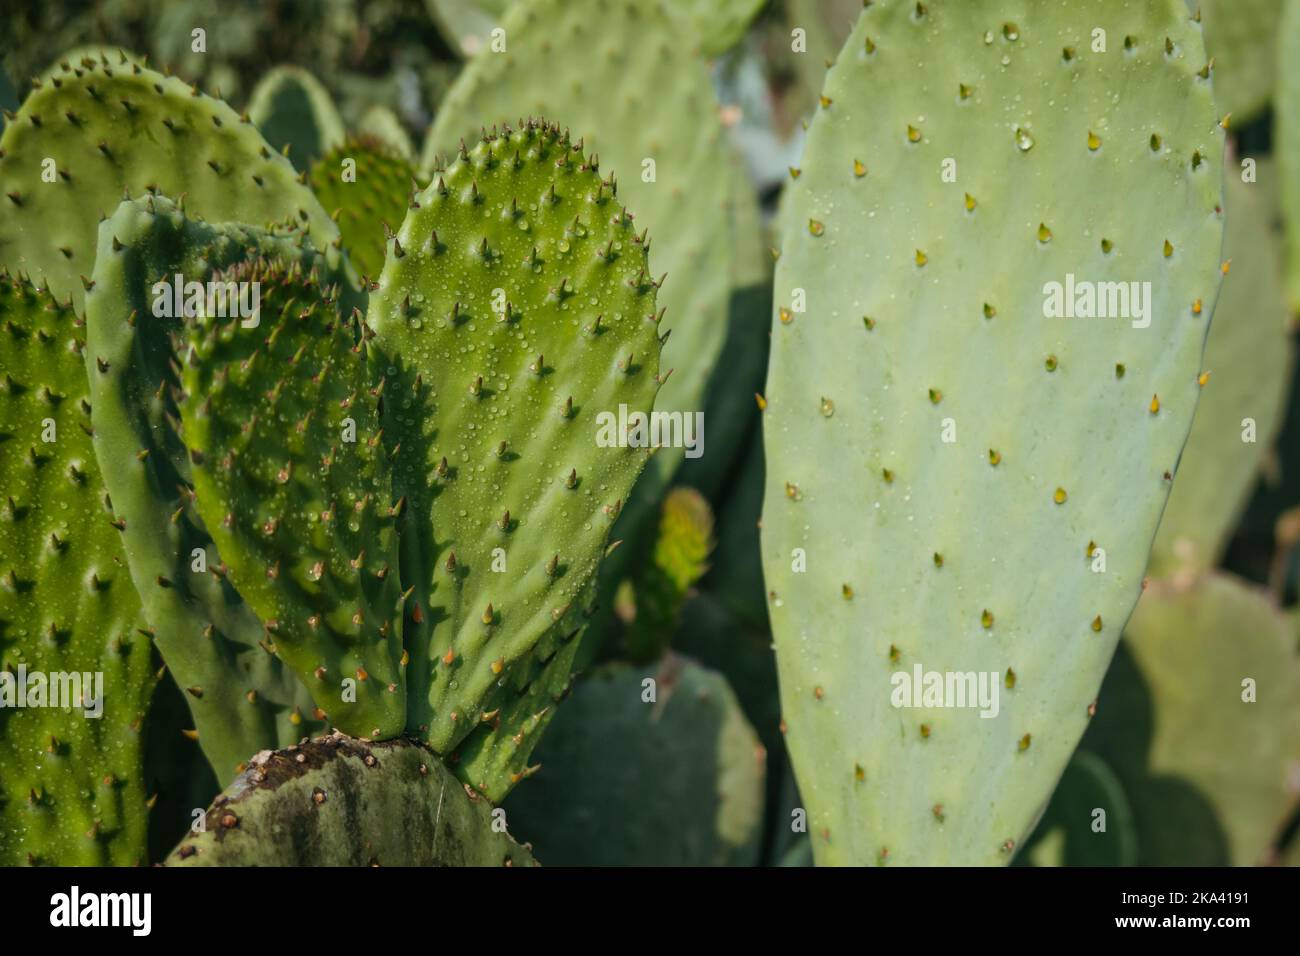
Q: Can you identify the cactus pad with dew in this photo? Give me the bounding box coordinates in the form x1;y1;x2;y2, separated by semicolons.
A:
166;732;535;866
175;259;408;741
0;275;155;865
423;0;739;534
85;196;327;782
370;120;662;766
762;0;1225;865
0;52;338;312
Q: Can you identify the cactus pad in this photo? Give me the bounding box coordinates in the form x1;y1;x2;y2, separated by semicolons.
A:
762;0;1225;865
246;66;347;173
0;54;338;311
176;262;407;741
1149;160;1292;574
371;120;662;764
0;276;155;865
166;732;535;866
423;0;739;523
85;196;326;781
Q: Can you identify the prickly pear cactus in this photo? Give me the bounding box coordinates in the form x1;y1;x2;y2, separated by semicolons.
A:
423;0;739;533
309;138;416;281
85;196;326;782
0;275;155;865
176;263;408;741
502;655;765;866
370;121;662;789
0;54;338;312
762;0;1225;865
1149;160;1292;575
166;732;535;866
246;65;347;172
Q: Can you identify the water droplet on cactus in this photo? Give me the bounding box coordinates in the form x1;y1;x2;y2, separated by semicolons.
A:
1015;127;1035;151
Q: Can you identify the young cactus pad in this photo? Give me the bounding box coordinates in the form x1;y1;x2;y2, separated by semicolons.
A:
0;53;338;312
423;0;739;527
167;732;535;866
85;196;327;781
370;121;662;759
762;0;1225;865
176;261;407;741
0;276;155;865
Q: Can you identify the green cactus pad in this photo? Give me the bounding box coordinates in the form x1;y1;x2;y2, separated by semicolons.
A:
309;138;416;281
1018;750;1137;867
1193;0;1278;125
0;276;155;865
762;0;1225;865
245;65;346;172
166;732;535;866
1084;573;1300;865
371;120;662;763
502;655;765;865
621;486;715;663
1150;160;1292;574
85;196;326;782
176;263;407;740
0;54;338;312
423;0;739;525
450;578;597;801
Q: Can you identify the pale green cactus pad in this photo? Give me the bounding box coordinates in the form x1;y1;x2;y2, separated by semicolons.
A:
0;276;155;865
502;655;765;865
423;0;739;531
246;65;346;172
1083;573;1300;865
370;122;662;778
762;0;1225;865
0;54;338;312
1149;160;1292;575
166;732;535;866
85;196;326;782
